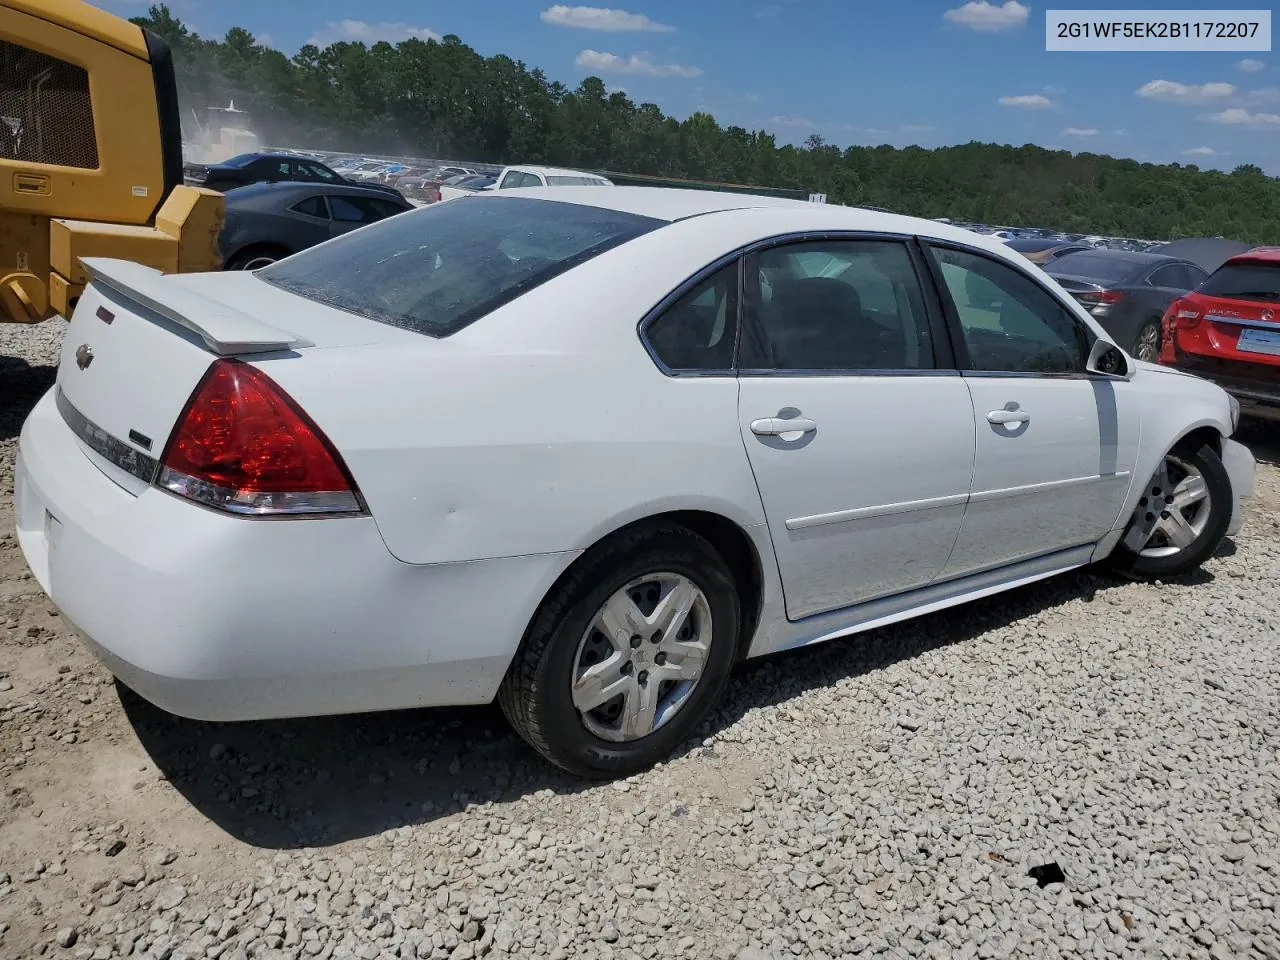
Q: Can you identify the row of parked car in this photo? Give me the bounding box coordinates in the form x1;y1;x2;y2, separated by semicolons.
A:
199;152;615;271
995;235;1279;420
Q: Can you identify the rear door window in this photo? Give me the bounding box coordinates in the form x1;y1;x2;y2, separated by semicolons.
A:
1198;261;1280;303
290;195;329;219
260;196;663;337
328;195;383;223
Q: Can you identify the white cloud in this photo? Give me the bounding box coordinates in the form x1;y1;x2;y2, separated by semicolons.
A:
254;32;274;48
943;1;1029;31
1183;146;1230;156
308;20;440;46
1238;58;1266;73
540;5;675;32
998;93;1052;108
767;115;817;128
575;49;701;77
1137;80;1236;104
1062;127;1099;136
1206;107;1280;127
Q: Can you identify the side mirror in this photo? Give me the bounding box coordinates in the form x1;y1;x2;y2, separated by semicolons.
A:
1086;339;1133;379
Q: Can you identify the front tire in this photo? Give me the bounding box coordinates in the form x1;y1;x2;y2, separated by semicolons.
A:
1109;441;1232;579
499;524;739;778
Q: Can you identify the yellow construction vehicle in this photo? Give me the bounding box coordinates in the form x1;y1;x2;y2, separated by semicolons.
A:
0;0;223;324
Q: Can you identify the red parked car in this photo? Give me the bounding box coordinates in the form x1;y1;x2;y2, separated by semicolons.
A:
1160;247;1280;421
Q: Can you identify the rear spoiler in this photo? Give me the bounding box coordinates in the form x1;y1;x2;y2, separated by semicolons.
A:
80;258;312;355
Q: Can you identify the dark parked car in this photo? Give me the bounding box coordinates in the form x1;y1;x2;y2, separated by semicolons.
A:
218;182;413;271
1006;238;1093;266
1046;250;1208;362
199;152;406;200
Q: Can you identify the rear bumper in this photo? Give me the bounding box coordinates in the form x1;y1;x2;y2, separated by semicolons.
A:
15;388;577;721
1168;355;1280;421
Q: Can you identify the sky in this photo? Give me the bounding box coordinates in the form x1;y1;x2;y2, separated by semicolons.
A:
96;0;1280;173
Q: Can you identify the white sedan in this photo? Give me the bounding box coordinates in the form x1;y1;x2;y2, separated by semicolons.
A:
14;188;1255;778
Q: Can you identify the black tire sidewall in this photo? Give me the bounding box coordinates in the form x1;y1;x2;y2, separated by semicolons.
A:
531;532;739;778
1114;443;1232;579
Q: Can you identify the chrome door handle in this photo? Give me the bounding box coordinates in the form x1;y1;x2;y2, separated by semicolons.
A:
751;417;817;436
987;409;1030;425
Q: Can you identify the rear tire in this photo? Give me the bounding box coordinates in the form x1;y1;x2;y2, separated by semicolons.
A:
1133;320;1161;363
1109;441;1231;579
499;524;739;779
225;247;286;271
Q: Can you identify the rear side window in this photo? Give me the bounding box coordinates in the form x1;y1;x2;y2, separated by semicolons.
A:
548;175;609;186
1198;261;1280;302
290;196;329;218
0;40;98;169
644;262;738;373
260;196;663;337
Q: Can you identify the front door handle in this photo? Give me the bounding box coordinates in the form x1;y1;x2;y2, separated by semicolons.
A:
987;409;1030;425
751;417;817;437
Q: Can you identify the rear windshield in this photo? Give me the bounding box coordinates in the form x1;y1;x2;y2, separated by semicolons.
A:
1049;252;1140;283
220;153;259;168
1198;262;1280;302
547;175;610;186
258;196;662;336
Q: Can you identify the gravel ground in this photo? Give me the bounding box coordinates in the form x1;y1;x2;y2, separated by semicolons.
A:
1;320;1278;960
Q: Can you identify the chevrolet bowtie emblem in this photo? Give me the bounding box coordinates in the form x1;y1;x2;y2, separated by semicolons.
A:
75;343;93;370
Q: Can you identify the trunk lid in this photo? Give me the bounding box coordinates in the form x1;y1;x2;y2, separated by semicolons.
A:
1046;273;1105;300
54;259;419;494
1182;290;1280;367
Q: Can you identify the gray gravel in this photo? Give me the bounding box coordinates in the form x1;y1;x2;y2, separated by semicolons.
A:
2;319;1279;959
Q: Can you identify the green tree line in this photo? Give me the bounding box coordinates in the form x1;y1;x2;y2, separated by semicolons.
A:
133;4;1280;243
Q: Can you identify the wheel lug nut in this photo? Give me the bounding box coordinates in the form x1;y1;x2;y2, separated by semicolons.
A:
654;652;667;665
1145;513;1154;522
621;661;633;675
1164;495;1174;503
650;631;662;644
637;670;649;684
630;635;642;649
1161;511;1171;520
1139;497;1148;507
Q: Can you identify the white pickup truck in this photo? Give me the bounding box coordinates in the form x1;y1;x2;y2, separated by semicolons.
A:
491;165;614;190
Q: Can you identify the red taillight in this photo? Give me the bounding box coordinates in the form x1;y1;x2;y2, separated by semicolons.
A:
1077;290;1127;307
1167;297;1203;328
158;359;363;517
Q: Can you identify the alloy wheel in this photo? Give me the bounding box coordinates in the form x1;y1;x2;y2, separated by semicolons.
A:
1122;454;1212;558
571;573;712;742
1134;323;1161;363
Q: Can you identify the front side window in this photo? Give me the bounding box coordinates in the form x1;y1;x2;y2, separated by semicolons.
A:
930;245;1091;374
260;196;663;337
304;162;338;182
643;262;738;373
740;240;935;371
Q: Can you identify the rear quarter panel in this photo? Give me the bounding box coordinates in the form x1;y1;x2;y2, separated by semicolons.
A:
255;212;813;565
